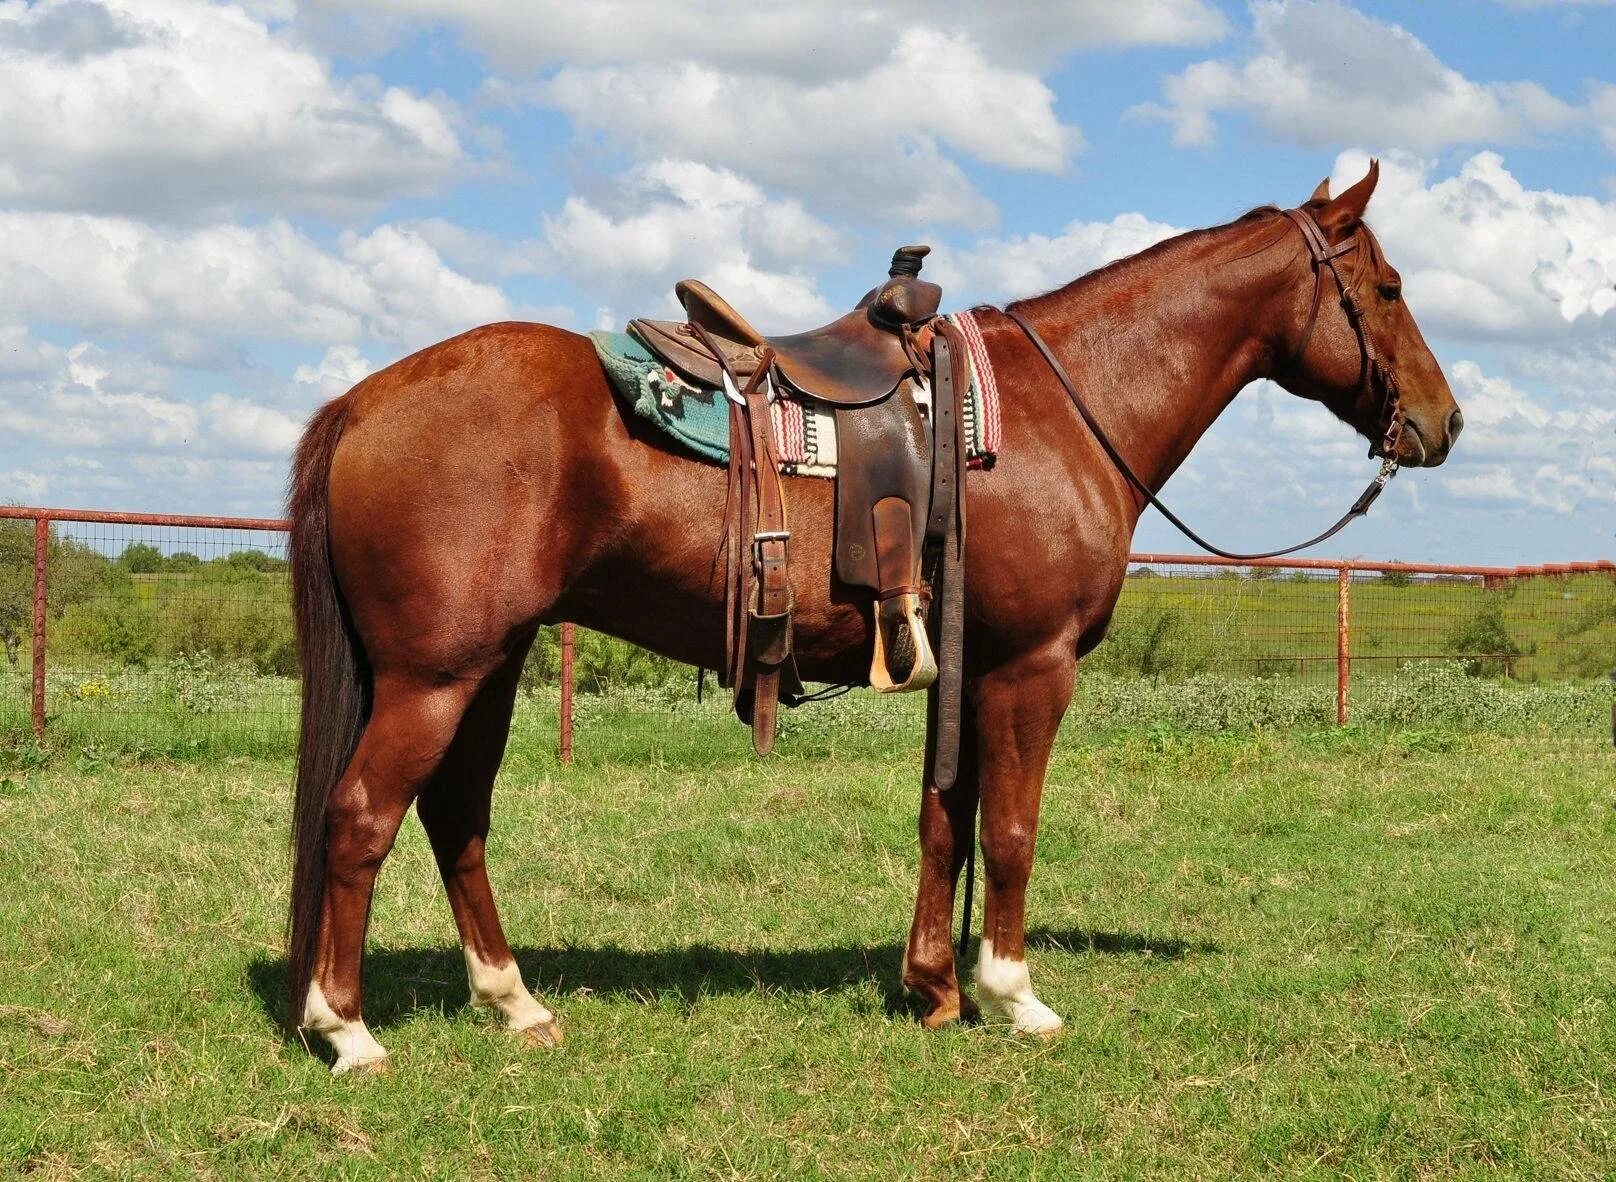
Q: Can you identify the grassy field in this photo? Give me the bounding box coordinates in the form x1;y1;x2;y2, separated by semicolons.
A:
1101;569;1615;681
3;698;1615;1178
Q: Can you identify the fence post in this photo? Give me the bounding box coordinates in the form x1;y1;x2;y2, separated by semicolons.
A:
559;622;574;765
1336;565;1350;726
31;517;47;741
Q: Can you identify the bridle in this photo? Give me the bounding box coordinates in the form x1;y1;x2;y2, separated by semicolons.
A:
1006;205;1405;562
1281;207;1404;463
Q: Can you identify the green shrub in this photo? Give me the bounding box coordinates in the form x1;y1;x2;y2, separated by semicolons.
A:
1070;662;1606;734
522;627;689;696
1446;597;1522;677
51;563;294;675
149;651;252;714
119;542;163;573
219;550;286;573
1087;606;1213;680
53;586;157;668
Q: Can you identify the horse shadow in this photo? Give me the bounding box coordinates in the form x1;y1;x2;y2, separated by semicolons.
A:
246;928;1217;1033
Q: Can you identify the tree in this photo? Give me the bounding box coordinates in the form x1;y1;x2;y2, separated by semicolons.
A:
119;542;163;573
220;549;285;573
0;519;120;666
1446;598;1521;678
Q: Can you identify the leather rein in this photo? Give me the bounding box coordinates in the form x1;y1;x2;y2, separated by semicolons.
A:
1006;205;1405;562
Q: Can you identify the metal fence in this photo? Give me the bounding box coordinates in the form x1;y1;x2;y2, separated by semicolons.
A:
3;505;1611;757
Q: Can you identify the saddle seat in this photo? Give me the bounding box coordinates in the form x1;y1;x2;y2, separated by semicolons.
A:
636;246;942;407
627;247;963;756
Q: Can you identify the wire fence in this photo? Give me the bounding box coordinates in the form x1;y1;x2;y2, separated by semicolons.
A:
2;506;1611;757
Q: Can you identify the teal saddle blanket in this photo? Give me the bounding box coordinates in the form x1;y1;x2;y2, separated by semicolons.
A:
590;312;1002;478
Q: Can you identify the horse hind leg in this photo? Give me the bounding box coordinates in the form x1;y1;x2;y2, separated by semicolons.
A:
302;674;480;1073
416;644;563;1049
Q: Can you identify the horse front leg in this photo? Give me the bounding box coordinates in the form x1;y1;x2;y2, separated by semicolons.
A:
901;706;980;1027
972;641;1075;1036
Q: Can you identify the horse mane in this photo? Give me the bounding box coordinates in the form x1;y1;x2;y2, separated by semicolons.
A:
1004;204;1295;313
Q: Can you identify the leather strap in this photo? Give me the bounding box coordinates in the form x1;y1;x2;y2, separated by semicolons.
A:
694;322;797;755
877;583;932;602
924;324;969;793
743;365;793;755
1006;307;1396;562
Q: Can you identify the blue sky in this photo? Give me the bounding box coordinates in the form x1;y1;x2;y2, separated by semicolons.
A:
1;0;1612;563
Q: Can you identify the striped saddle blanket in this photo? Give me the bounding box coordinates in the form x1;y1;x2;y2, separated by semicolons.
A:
590;311;1001;478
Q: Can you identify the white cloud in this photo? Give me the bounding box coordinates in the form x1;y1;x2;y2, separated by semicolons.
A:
0;0;463;220
0;327;369;509
541;29;1074;226
1436;362;1614;513
1590;83;1616;151
0;211;509;347
0;340;200;452
201;394;303;456
529;160;846;332
1334;150;1616;341
930;212;1182;305
293;345;373;401
306;0;1226;76
1135;0;1578;151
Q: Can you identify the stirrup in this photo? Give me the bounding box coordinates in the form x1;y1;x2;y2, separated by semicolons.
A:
870;591;937;693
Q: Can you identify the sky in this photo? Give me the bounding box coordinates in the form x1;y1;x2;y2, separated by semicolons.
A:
0;0;1612;564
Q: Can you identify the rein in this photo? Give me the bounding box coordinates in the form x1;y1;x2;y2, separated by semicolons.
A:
1005;206;1404;563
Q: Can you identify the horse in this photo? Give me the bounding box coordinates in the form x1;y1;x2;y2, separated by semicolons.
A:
285;162;1463;1072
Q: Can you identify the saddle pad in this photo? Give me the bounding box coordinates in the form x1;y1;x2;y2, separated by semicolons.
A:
590;311;1000;478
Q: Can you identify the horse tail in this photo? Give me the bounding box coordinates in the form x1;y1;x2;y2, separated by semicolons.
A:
286;396;368;1026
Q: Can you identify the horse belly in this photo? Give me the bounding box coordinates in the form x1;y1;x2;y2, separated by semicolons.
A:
560;451;875;685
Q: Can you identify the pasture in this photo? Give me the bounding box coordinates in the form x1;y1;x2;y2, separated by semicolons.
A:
3;691;1614;1179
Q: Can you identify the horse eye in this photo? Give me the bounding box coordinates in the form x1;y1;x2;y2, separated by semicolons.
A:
1379;283;1402;302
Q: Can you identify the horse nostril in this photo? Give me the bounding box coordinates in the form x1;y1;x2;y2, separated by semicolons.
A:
1448;408;1465;444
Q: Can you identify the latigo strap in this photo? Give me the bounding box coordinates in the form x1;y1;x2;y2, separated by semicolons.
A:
923;323;969;794
696;323;801;755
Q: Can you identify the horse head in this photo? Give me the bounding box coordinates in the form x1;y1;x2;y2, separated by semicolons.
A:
1273;161;1462;469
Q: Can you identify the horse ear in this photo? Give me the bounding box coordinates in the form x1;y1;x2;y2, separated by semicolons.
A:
1316;159;1378;239
1309;177;1331;203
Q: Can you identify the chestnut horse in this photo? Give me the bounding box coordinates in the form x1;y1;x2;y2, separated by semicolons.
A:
286;163;1461;1072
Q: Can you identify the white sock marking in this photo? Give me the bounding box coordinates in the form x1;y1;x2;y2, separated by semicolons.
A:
464;948;554;1031
303;980;388;1073
976;938;1063;1035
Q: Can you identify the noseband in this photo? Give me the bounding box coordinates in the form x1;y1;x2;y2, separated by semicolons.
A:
1005;205;1405;562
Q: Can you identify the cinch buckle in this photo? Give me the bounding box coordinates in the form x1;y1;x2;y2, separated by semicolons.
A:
753;530;790;562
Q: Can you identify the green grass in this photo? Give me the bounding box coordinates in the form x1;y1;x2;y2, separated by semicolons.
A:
3;702;1615;1178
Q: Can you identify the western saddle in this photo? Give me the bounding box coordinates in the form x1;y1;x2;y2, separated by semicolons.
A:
630;247;968;788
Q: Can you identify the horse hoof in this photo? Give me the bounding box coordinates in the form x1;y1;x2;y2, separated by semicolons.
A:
1006;1007;1064;1041
1017;1020;1064;1042
920;999;962;1030
333;1053;390;1076
518;1019;564;1049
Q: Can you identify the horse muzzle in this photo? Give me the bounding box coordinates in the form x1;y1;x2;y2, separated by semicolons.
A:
1398;406;1463;468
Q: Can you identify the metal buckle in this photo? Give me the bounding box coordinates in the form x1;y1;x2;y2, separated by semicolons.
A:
753;530;790;562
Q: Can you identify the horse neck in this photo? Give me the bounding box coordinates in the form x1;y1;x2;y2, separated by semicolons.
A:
1006;216;1298;513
